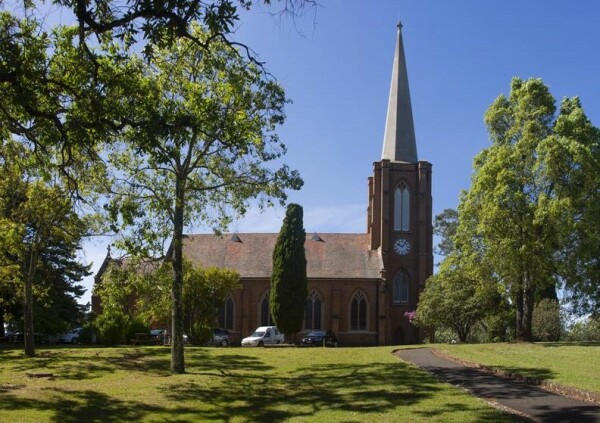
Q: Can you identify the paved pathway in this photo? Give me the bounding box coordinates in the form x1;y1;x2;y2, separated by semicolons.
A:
396;348;600;423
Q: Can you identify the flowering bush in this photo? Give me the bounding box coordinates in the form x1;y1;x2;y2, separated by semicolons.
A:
404;310;417;324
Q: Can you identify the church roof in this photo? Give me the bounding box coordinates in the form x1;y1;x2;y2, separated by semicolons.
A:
381;22;418;163
182;233;383;280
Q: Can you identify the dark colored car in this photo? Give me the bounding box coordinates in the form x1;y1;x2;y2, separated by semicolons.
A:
210;328;230;347
301;330;338;347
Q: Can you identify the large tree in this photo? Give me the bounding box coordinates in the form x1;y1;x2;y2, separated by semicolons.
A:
106;25;301;372
457;78;600;341
270;203;307;342
0;1;317;176
417;245;499;343
0;140;90;355
96;258;239;343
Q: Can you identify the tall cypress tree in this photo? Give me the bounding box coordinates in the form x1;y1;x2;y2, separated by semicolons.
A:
270;204;307;342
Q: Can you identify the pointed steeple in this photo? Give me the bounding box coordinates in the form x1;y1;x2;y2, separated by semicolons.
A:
381;22;418;163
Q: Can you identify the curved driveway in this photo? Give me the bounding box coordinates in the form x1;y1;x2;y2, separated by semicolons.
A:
396;348;600;423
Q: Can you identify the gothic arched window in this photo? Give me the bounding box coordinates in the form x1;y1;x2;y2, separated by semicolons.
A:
260;292;274;326
218;296;235;330
350;290;368;331
394;182;410;232
304;290;323;330
393;270;410;304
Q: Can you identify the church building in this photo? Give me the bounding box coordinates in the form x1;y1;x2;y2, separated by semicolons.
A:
93;23;433;346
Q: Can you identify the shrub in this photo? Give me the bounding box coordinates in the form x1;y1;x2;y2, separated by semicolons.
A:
126;319;149;343
78;325;95;344
191;323;211;346
532;299;562;341
95;310;129;346
566;317;600;342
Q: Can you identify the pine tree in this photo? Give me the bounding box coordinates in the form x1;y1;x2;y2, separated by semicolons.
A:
270;204;308;342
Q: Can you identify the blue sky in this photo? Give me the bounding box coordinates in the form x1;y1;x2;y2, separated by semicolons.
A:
78;1;600;304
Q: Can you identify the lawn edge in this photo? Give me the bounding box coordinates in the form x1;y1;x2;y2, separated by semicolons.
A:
430;347;600;405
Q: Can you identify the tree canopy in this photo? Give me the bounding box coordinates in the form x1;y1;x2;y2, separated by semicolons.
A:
270;203;307;340
1;0;312;361
0;140;90;355
104;24;301;372
433;208;459;258
96;257;239;344
455;77;600;340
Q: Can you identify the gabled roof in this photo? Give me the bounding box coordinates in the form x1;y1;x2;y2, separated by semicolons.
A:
183;233;383;280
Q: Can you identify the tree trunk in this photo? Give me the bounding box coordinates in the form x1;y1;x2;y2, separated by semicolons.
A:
0;307;4;337
24;246;38;357
170;177;186;374
456;322;469;343
522;279;535;342
428;327;435;343
515;284;525;341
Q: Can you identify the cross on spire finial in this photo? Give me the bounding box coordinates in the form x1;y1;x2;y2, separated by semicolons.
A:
397;21;403;30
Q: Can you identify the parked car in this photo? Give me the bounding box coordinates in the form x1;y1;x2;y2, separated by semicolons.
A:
210;328;230;347
59;328;82;344
300;330;338;347
241;326;284;347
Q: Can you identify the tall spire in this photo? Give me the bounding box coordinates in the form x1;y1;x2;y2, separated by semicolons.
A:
381;22;418;163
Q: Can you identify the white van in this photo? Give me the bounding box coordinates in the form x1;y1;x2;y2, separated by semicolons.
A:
241;326;285;347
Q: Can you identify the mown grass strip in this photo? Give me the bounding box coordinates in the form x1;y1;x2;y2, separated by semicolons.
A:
435;342;600;394
0;345;524;422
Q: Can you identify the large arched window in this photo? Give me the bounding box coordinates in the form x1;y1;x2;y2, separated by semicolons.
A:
394;182;410;232
260;292;274;326
350;290;368;331
218;296;234;330
393;270;410;304
304;290;322;330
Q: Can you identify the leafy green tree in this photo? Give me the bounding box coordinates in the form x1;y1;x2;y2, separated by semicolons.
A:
96;258;240;345
565;317;600;342
182;265;240;344
105;24;301;372
433;208;459;258
0;140;90;355
457;78;600;341
25;238;90;336
270;203;307;342
0;2;317;176
416;253;495;342
532;298;562;342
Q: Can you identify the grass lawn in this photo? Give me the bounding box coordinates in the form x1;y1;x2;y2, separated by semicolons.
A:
435;342;600;393
0;345;524;423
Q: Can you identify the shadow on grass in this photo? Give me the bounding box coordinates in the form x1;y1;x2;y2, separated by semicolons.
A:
0;347;522;422
3;346;180;380
3;346;275;382
0;388;162;422
159;359;517;422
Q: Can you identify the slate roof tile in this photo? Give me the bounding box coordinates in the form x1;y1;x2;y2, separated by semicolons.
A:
182;233;382;279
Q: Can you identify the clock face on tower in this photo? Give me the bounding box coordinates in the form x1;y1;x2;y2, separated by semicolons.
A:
393;239;411;256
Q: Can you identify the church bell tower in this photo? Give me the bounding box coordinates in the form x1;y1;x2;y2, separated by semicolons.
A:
367;23;433;345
